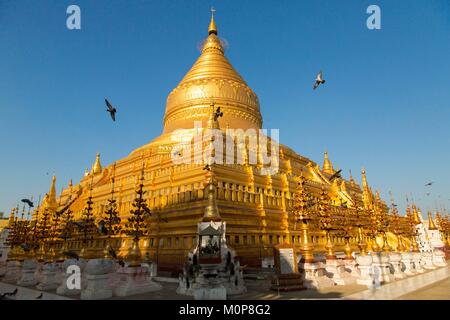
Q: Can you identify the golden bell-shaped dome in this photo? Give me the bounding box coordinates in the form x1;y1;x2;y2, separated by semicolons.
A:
163;13;262;133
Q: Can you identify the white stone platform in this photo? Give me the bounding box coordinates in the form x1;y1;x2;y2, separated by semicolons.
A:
344;265;450;300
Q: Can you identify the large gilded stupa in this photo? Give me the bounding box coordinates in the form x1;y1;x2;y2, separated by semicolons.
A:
38;14;387;271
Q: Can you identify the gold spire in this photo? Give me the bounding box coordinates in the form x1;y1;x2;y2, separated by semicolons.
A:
46;175;58;210
361;167;374;209
349;169;355;184
412;205;422;224
375;190;381;203
322;150;334;174
8;207;15;226
428;211;437;230
163;11;262;134
91;152;102;175
206;102;220;130
202;170;221;222
361;167;368;189
208;8;217;35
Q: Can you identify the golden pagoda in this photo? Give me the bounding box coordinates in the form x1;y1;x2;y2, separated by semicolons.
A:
36;12;388;271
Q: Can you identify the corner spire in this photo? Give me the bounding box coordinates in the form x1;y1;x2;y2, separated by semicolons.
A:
322;150;334;174
47;175;58;210
91;152;103;175
349;169;355;184
412;205;422;224
208;7;217;35
361;167;368;189
428;211;437;230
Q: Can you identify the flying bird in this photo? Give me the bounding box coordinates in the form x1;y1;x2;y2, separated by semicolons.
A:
214;106;223;121
105;98;117;122
426;193;431;196
313;71;326;90
425;182;434;187
203;164;211;171
21;199;34;207
329;169;342;182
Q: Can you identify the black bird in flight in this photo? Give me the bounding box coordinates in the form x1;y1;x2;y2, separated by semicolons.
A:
313;71;326;90
105;98;117;122
214;106;223;121
203;164;211;171
425;182;434;187
329;169;342;182
21;199;34;207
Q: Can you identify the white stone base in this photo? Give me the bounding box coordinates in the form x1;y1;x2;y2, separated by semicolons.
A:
34;262;44;284
412;252;425;273
389;252;407;280
325;259;356;286
3;260;22;283
371;252;394;284
422;252;436;270
36;263;59;291
356;255;374;288
400;252;415;276
79;258;113;300
56;259;86;296
17;259;38;286
113;266;162;297
342;259;360;277
432;249;447;267
194;284;227;300
299;261;335;289
80;274;112;300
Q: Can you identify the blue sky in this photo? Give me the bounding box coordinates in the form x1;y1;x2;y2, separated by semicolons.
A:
0;0;449;216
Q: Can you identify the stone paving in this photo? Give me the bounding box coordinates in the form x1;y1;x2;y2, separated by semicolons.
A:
397;277;450;300
1;265;449;300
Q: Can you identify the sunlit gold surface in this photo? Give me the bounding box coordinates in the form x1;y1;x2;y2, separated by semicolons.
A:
163;18;262;133
29;13;397;271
